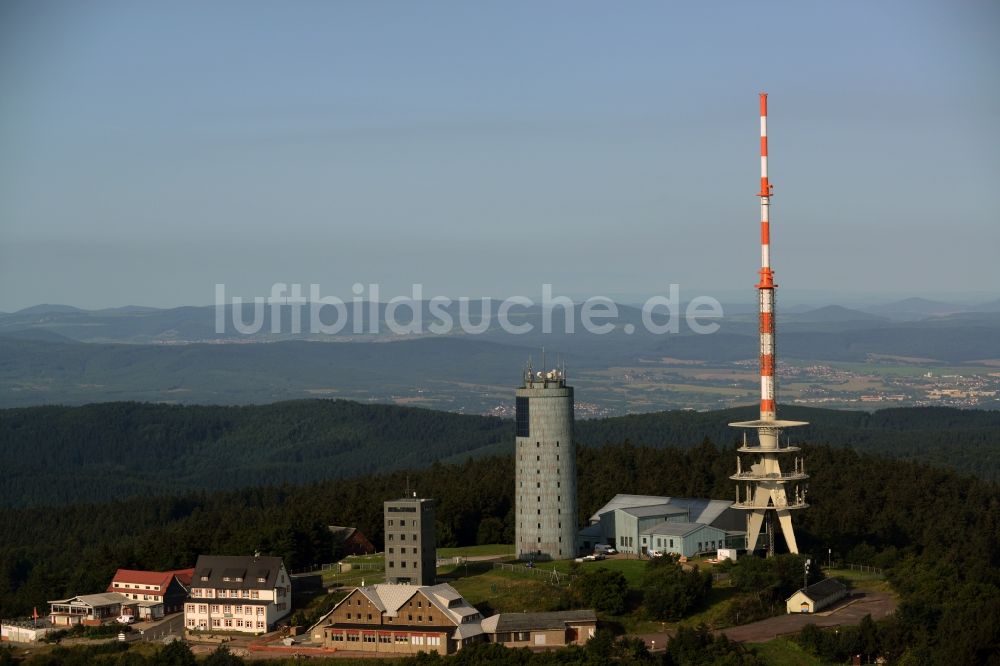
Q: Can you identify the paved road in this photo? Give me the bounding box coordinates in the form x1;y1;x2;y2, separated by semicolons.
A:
636;591;897;648
133;613;184;642
717;592;896;643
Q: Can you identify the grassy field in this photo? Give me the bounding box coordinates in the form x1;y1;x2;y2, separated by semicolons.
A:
442;562;571;615
542;557;650;586
437;544;515;558
752;637;827;665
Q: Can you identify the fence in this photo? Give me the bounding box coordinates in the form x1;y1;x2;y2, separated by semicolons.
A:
491;562;575;585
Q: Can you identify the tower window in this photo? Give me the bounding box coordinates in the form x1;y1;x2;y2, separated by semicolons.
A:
516;397;530;436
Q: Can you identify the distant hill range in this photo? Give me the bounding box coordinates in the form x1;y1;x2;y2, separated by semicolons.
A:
0;399;996;508
1;298;999;408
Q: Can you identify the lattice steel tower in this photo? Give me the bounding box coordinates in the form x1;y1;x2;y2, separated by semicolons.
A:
515;361;577;561
730;93;809;555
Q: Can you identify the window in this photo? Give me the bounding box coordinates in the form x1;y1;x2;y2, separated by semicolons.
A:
224;619;232;628
211;605;220;613
212;619;221;628
379;635;391;643
396;635;409;643
347;633;360;643
186;604;195;613
515;397;530;436
399;519;406;526
186;619;195;627
256;621;264;629
331;633;344;642
363;634;376;643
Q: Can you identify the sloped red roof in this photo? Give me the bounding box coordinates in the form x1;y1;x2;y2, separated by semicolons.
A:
107;568;195;595
169;568;195;587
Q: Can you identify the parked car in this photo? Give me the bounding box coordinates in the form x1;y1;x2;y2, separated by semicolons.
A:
594;544;617;555
117;614;135;624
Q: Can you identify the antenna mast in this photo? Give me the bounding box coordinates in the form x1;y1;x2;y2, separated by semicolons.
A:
758;92;776;421
729;93;810;556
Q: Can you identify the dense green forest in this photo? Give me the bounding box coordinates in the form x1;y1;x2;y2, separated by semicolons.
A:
2;401;999;508
1;436;997;662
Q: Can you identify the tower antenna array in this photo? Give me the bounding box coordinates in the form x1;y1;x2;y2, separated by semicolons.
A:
729;93;810;556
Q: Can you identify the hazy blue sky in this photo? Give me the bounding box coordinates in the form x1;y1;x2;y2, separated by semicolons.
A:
1;0;997;311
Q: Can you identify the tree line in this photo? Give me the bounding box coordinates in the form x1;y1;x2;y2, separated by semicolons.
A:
2;400;998;510
1;431;997;661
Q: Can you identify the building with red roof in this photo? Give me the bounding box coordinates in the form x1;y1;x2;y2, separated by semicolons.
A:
106;568;194;619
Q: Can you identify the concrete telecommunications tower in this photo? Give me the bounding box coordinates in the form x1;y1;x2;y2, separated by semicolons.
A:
730;93;809;555
515;359;577;561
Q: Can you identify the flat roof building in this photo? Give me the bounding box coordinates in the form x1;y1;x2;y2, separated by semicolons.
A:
385;496;436;586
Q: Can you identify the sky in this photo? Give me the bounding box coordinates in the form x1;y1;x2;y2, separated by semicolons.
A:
1;0;998;311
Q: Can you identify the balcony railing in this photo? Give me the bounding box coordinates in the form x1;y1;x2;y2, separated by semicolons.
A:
730;471;808;481
731;500;809;510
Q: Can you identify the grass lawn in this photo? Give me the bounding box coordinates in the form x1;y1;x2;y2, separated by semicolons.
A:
443;563;570;615
752;637;827;665
544;558;650;587
437;544;515;558
342;554;385;565
321;567;386;587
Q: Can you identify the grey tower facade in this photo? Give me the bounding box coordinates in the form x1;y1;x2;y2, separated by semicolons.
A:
515;365;577;561
384;496;436;585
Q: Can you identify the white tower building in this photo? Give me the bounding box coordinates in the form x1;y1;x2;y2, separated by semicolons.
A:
515;363;577;561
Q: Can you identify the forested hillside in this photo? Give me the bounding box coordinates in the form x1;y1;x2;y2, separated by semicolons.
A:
2;401;998;508
0;441;997;663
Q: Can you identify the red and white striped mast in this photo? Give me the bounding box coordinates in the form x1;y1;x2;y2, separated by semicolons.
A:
758;92;776;421
730;92;809;556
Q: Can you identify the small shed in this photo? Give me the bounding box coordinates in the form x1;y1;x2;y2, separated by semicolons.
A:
785;578;848;614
